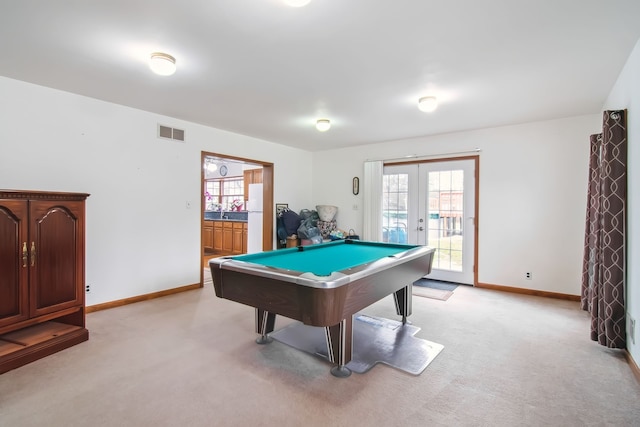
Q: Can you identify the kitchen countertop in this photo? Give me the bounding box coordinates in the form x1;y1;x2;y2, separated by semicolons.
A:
204;211;248;222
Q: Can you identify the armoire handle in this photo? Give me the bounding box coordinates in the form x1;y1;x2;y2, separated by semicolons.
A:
22;242;28;267
30;241;36;266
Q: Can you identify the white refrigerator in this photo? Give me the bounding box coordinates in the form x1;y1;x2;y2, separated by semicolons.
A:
246;183;263;253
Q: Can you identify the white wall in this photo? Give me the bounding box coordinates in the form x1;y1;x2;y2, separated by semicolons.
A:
313;114;601;296
0;76;313;305
604;38;640;362
1;45;636;361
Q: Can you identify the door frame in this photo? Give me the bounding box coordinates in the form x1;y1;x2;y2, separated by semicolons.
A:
200;151;274;285
385;155;479;286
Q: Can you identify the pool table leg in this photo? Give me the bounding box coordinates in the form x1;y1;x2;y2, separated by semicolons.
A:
393;285;413;324
325;317;353;378
255;308;276;344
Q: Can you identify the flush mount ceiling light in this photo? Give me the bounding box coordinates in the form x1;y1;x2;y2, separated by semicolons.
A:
316;119;331;132
149;52;176;76
418;96;438;113
284;0;311;6
204;158;217;172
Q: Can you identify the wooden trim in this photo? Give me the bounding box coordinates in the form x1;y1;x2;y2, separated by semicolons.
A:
0;326;88;375
0;190;90;201
476;282;581;301
473;156;479;286
0;306;83;335
261;165;274;252
384;154;480;166
626;350;640;385
86;283;201;313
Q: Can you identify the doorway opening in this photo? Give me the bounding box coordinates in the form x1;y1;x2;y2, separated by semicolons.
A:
201;152;274;284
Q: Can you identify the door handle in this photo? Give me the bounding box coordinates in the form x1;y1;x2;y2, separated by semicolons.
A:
418;226;424;231
22;242;28;267
30;241;36;266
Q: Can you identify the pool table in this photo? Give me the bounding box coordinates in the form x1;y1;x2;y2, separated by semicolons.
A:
209;239;435;377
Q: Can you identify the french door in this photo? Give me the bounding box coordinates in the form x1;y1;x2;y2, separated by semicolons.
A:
383;158;476;285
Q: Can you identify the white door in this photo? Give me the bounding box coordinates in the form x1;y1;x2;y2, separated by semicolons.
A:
383;159;476;285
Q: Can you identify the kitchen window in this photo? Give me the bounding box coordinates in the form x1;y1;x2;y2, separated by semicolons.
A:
205;178;244;211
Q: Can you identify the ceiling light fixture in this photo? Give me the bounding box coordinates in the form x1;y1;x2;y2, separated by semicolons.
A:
204;158;218;172
149;52;177;76
418;96;438;113
316;119;331;132
284;0;311;7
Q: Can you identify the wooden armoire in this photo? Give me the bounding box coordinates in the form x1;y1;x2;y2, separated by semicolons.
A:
0;190;89;374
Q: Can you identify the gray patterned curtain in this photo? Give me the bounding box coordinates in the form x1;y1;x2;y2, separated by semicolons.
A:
581;110;627;348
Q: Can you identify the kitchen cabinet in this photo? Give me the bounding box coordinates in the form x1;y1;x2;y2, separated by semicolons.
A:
242;223;248;254
243;169;263;201
222;222;233;253
210;220;247;255
203;220;214;252
232;222;244;255
0;190;89;374
213;221;223;252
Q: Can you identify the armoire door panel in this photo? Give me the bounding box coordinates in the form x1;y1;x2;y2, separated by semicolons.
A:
29;201;84;317
0;201;29;328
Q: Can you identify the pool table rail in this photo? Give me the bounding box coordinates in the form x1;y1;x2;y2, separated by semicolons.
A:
210;243;433;289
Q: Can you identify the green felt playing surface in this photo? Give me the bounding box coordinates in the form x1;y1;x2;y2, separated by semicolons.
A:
232;240;418;276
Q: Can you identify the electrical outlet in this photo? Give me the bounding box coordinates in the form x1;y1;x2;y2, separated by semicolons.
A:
525;272;532;280
630;316;636;345
85;284;90;293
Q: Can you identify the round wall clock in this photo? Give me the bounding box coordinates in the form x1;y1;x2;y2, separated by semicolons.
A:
219;165;228;176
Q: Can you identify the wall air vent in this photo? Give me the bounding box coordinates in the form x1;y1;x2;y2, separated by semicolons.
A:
158;124;185;142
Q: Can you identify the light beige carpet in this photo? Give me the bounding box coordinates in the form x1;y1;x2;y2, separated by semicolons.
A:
1;277;639;426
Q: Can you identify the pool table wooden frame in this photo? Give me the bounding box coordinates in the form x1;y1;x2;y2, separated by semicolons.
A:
209;240;435;377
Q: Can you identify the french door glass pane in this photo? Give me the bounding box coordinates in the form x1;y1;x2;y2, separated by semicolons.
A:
382;173;408;243
428;170;464;271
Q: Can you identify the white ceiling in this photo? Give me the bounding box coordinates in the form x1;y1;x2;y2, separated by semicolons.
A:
1;1;639;152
